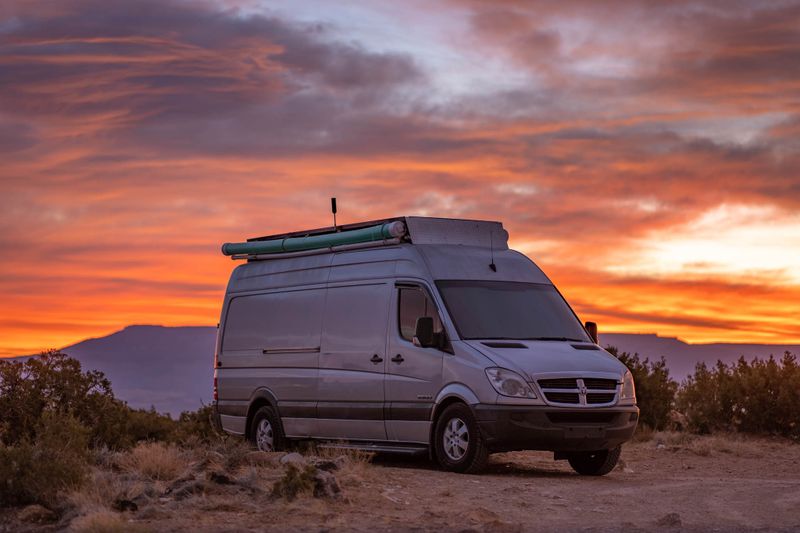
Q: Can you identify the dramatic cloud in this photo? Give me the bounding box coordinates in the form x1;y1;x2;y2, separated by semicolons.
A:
1;0;799;354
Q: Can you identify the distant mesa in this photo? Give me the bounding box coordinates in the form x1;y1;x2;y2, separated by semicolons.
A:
599;333;800;381
21;325;217;417
11;326;799;416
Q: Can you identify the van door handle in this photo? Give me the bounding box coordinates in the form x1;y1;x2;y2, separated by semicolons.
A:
370;354;383;364
391;354;405;364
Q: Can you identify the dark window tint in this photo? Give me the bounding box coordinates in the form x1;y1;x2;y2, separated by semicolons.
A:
398;287;442;342
222;289;325;352
436;280;589;342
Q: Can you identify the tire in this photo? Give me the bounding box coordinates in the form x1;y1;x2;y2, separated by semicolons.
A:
249;406;285;452
433;403;489;474
567;446;621;476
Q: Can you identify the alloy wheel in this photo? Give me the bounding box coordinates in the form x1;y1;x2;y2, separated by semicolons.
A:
443;417;469;461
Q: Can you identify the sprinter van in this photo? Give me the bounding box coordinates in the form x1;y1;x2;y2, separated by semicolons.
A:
213;217;638;475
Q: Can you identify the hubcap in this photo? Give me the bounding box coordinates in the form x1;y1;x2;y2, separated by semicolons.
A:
256;419;274;451
443;417;469;461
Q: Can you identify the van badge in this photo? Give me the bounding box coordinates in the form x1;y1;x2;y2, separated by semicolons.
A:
577;379;588;405
417;395;433;400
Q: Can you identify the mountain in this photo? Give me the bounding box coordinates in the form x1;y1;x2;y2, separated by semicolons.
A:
10;327;799;415
599;333;800;381
61;325;217;416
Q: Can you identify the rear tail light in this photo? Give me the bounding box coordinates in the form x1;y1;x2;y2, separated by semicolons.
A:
213;323;220;402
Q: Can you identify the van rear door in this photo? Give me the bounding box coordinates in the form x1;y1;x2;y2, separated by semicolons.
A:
218;287;324;437
317;282;391;440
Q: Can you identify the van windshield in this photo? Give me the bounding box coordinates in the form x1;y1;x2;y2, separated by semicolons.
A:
435;280;591;342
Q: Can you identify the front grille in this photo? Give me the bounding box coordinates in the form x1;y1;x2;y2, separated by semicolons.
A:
547;412;618;424
538;378;578;389
582;378;618;390
544;392;580;404
538;377;619;406
587;393;616;404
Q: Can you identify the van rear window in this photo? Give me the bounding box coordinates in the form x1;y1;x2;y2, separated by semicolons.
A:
222;288;325;352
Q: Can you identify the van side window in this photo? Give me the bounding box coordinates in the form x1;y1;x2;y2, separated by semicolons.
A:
222;289;324;353
398;287;443;342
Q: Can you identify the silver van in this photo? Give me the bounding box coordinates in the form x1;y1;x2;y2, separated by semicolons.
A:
213;217;638;475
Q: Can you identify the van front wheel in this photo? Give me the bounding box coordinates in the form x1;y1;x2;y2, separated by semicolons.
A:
567;446;621;476
433;403;488;474
249;406;284;452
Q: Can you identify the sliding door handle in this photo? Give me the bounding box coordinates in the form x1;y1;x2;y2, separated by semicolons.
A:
370;354;383;364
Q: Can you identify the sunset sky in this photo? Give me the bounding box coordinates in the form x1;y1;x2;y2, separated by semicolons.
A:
1;0;800;356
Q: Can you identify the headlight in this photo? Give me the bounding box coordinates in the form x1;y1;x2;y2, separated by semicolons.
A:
619;370;636;404
485;368;537;399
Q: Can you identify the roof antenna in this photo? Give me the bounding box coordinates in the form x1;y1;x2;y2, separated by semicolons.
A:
331;197;338;232
489;229;497;272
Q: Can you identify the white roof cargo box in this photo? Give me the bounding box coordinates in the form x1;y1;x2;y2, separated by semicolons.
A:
229;216;509;259
402;217;508;249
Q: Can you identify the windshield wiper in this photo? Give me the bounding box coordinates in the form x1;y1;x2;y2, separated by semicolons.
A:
526;336;586;342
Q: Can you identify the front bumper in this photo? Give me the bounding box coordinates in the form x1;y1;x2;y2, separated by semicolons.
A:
474;404;639;452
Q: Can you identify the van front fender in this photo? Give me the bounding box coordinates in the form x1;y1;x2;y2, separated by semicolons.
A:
433;383;480;412
428;383;481;460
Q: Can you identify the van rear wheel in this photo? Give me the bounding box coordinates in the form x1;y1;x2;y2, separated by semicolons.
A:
433;403;488;474
249;406;284;452
567;446;621;476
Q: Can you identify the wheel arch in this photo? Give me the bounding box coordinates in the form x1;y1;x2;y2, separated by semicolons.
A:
428;383;480;457
245;387;279;440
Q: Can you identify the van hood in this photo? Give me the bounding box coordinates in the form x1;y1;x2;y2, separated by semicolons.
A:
464;340;627;380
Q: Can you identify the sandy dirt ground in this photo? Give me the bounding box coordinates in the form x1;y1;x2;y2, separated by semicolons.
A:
3;434;799;532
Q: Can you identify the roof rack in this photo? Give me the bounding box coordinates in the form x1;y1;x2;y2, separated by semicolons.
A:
247;216;405;242
221;216;508;261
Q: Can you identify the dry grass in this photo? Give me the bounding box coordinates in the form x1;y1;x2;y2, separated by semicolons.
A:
687;434;766;457
312;443;375;464
309;443;375;487
641;431;769;457
68;469;150;513
117;442;190;481
5;433;794;532
631;425;656;442
195;437;263;472
68;510;150;533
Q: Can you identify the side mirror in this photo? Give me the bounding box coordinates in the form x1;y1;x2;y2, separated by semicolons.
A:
585;321;598;344
413;317;435;348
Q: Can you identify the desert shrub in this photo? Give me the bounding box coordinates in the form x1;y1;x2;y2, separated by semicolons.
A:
173;405;218;443
0;412;89;506
606;347;678;430
0;351;121;447
0;351;216;451
271;464;317;501
677;353;800;438
124;408;179;444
